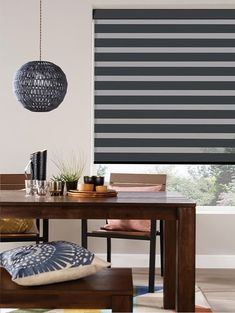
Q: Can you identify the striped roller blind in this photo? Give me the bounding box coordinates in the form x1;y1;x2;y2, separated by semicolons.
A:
94;9;235;164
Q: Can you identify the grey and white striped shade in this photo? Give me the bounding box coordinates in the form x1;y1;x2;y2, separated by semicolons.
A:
94;9;235;164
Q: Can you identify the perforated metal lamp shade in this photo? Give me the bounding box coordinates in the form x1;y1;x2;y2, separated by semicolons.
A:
13;61;68;112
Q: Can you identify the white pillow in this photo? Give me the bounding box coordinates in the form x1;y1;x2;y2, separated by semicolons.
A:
0;241;110;286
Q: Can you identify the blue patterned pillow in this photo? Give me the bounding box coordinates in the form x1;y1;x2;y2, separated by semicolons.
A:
0;241;109;286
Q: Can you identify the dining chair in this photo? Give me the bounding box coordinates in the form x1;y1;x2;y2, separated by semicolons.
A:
81;173;167;291
0;174;48;243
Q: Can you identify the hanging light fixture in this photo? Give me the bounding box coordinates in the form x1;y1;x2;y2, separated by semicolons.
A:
13;0;68;112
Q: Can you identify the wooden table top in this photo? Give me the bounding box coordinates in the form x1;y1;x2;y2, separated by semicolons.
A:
0;190;195;220
0;190;195;206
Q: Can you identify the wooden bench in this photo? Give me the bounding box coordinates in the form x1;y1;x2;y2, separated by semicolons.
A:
0;268;133;312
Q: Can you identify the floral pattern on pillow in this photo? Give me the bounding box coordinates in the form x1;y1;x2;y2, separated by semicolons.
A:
0;241;109;286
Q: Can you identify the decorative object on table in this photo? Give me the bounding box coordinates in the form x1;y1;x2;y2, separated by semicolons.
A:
78;183;94;192
52;152;86;192
29;150;47;181
94;176;104;186
36;180;49;196
65;180;78;192
95;185;107;193
84;175;104;191
13;0;67;112
24;150;47;196
24;179;35;196
30;152;39;180
83;175;95;184
51;174;64;195
48;181;62;196
0;241;109;286
67;189;117;198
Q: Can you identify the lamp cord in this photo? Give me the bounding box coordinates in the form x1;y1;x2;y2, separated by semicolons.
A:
39;0;42;61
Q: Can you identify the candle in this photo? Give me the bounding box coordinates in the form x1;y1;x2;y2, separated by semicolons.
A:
96;185;107;193
78;183;94;191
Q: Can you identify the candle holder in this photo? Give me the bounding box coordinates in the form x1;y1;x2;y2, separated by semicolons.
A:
84;176;104;191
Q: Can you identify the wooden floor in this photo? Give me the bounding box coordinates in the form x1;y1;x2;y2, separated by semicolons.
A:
132;268;235;312
195;268;235;312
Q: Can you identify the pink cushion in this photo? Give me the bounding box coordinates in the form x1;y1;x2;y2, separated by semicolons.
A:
102;185;162;232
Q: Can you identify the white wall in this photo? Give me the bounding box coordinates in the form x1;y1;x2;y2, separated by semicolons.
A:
1;0;235;267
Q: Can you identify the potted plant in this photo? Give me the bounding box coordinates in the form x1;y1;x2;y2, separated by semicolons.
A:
50;174;64;196
52;153;85;192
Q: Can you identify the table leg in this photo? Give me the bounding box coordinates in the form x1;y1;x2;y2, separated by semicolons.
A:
112;295;133;312
176;207;196;312
163;220;176;309
81;219;88;248
148;219;157;293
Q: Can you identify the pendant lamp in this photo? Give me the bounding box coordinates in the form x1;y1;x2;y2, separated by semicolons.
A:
13;0;68;112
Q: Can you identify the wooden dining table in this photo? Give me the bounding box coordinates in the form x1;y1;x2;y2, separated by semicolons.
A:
0;190;196;312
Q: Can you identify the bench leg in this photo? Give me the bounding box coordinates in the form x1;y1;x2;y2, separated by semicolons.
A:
112;295;133;312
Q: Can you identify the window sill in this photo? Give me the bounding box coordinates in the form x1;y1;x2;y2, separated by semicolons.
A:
197;206;235;214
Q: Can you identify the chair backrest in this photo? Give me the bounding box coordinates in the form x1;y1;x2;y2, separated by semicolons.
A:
0;174;26;190
0;174;48;243
110;173;166;191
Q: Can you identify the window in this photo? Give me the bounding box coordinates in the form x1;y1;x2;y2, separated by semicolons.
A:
96;164;235;206
94;9;235;207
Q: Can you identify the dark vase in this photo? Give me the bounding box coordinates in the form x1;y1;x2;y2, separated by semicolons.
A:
60;181;65;195
66;181;78;192
84;176;94;184
84;176;104;191
95;176;104;186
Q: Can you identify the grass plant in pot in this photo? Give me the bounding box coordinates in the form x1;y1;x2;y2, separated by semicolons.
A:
50;174;64;196
52;153;85;192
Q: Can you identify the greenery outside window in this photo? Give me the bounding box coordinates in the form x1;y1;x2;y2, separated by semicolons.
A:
96;164;235;206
